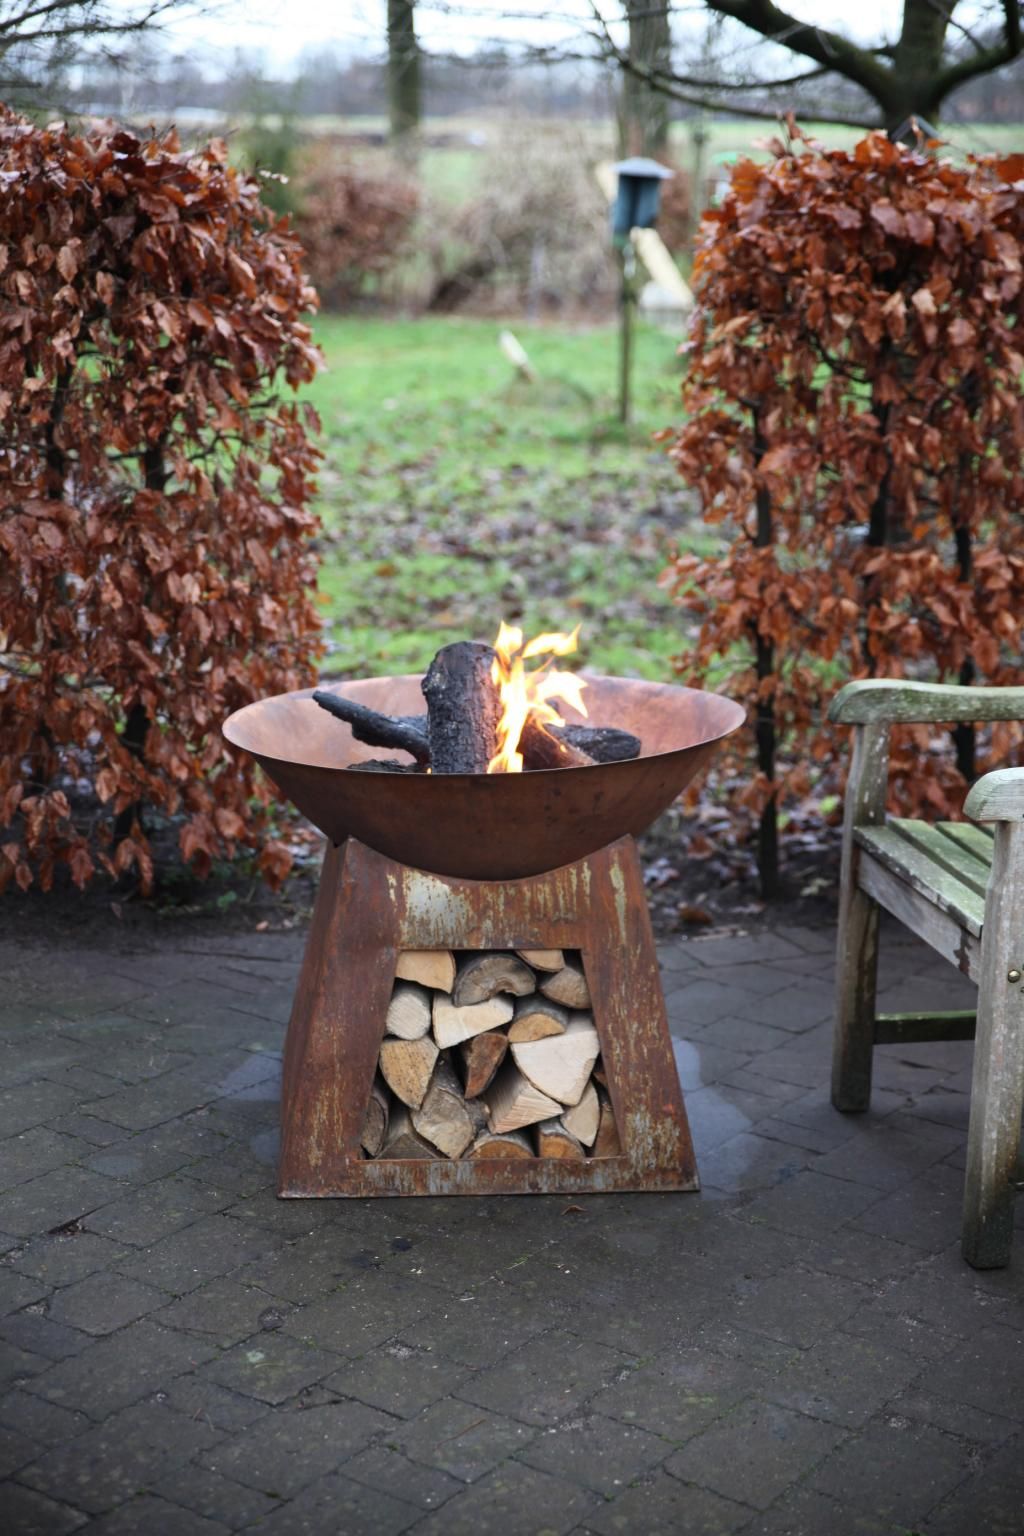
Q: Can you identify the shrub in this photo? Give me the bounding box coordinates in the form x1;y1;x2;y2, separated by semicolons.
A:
290;142;419;310
0;110;323;895
662;126;1024;893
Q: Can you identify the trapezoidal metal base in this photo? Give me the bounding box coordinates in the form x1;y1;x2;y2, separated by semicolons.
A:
279;834;698;1197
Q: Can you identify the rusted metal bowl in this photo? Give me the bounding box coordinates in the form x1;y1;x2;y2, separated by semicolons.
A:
223;674;745;881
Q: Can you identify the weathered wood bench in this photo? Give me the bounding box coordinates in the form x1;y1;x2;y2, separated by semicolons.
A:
830;680;1024;1269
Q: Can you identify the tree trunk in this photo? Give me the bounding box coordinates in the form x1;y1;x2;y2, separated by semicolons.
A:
887;0;953;130
387;0;421;151
620;1;672;156
752;409;778;899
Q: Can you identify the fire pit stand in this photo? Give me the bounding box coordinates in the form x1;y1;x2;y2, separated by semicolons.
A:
280;833;695;1197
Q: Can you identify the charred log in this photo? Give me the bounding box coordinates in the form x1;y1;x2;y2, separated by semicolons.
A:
552;724;640;763
421;641;502;774
520;714;596;770
312;691;431;764
348;759;423;773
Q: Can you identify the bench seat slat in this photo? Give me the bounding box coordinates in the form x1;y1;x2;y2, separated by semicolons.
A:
854;824;986;937
889;818;991;899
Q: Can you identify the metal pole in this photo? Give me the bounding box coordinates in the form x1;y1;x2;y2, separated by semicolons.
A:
618;243;635;425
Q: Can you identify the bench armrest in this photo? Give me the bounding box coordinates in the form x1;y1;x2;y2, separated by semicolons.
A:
829;680;1024;727
964;768;1024;823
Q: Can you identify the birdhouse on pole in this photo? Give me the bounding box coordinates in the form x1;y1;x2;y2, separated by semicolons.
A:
610;157;673;245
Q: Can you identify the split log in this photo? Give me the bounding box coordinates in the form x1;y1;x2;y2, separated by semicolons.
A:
593;1090;622;1157
561;1080;599;1148
520;714;595;770
379;1035;439;1110
380;1103;441;1159
412;1058;477;1158
386;982;433;1041
421;641;502;774
536;1119;585;1159
360;1076;390;1157
511;1014;600;1107
552;724;641;763
452;953;535;1006
517;948;564;972
312;691;431;764
395;950;457;992
593;1059;608;1089
508;996;569;1043
433;993;514;1049
348;759;422;774
467;1129;534;1159
459;1028;508;1097
540;961;591;1010
485;1061;562;1133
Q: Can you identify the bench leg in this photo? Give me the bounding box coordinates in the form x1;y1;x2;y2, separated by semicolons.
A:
832;883;880;1113
962;822;1024;1269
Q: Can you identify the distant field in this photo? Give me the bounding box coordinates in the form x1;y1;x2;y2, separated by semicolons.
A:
303;315;719;682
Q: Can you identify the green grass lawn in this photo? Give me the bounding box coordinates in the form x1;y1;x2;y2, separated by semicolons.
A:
304;314;717;681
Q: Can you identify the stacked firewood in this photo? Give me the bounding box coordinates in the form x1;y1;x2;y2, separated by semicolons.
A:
362;948;621;1161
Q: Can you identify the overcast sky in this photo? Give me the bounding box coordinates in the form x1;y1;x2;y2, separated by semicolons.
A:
157;0;926;75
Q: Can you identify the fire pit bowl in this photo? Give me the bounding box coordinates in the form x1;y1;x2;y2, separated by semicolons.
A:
224;674;744;881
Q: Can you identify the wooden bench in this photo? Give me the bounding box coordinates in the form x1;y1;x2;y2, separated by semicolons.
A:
830;680;1024;1269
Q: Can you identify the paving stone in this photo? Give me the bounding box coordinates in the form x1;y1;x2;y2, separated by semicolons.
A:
741;1486;895;1535
114;1212;284;1296
47;1272;165;1335
77;1493;231;1535
665;979;752;1029
199;1399;394;1497
84;1176;234;1246
48;1114;132;1147
887;1389;1018;1447
797;1227;921;1286
323;1342;469;1418
0;1482;88;1534
0;1338;51;1391
0;1080;82;1136
342;1443;462;1511
908;1325;1024;1422
737;1171;886;1239
809;1418;974;1524
18;1397;223;1514
391;1398;538;1482
157;1278;289;1344
406;1459;598;1536
730;1266;868;1349
457;1329;635;1428
0;1167;124;1239
696;1131;809;1194
684;1083;780;1156
766;1330;921;1429
26;1319;216;1418
734;980;835;1032
79;1070;215;1132
585;1470;751;1536
665;1397;846;1509
242;1472;418;1536
923;1432;1024;1535
0;1312;93;1364
199;1333;342;1404
517;1412;671;1495
0;1127;95;1189
159;1376;273;1434
851;1164;971;1252
0;1267;47;1315
281;1271;446;1356
0;1419;40;1476
5;1232;130;1288
149;1465;281;1530
396;1279;556;1370
590;1343;763;1442
672;1039;752;1091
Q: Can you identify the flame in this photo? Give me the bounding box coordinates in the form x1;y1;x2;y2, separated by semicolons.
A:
488;622;588;773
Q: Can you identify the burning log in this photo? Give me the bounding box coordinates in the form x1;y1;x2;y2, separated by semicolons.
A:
452;953;535;1006
552;724;641;763
379;1035;438;1110
422;641;502;774
540;960;591;1011
561;1080;599;1148
519;714;596;770
510;1014;600;1106
386;982;433;1041
459;1029;509;1097
412;1058;480;1158
508;997;569;1042
312;691;431;764
396;951;456;992
433;993;514;1049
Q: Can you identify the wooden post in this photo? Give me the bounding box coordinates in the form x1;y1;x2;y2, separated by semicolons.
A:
962;812;1024;1268
618;244;636;425
832;721;890;1111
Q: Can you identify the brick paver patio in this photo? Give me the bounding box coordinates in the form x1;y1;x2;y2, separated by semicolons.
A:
1;914;1021;1534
